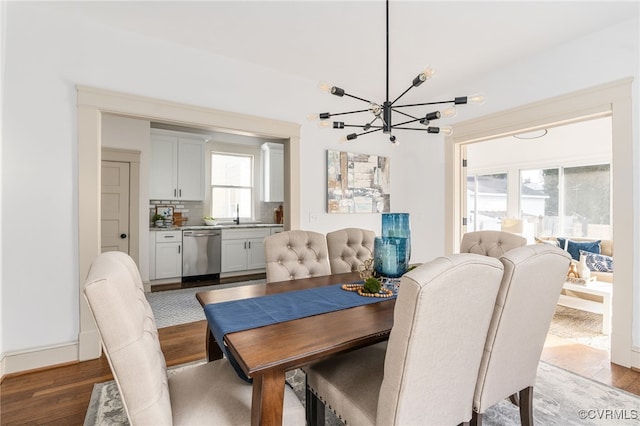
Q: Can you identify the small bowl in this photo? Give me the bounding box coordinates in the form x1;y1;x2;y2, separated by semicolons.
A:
204;219;217;226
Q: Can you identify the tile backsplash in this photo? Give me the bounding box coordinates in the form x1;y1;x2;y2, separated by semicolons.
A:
149;200;283;226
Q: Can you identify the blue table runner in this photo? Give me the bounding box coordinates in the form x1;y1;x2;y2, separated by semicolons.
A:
203;283;394;381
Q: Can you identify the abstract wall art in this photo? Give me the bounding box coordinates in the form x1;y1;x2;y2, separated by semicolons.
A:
327;149;390;213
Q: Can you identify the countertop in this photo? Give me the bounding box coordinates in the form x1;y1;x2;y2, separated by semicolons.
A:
150;223;284;231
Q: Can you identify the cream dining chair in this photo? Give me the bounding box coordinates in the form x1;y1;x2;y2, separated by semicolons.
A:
472;244;571;426
83;251;305;425
326;227;376;274
264;229;331;283
460;230;527;258
304;253;505;426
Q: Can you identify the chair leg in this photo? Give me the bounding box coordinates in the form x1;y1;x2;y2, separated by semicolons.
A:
471;410;482;426
519;386;534;426
509;392;520;406
305;380;325;426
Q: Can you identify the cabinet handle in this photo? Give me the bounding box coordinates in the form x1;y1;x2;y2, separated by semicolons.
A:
244;241;247;250
174;189;177;197
179;189;182;197
179;245;181;254
248;241;251;249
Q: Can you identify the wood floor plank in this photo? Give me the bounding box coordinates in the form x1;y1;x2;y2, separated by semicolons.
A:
1;321;638;425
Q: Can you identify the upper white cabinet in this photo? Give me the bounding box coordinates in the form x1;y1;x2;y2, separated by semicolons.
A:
150;132;205;200
261;142;284;202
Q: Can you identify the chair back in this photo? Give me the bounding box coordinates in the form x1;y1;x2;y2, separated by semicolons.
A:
264;230;331;282
377;254;504;425
83;251;172;425
460;230;526;258
326;227;375;273
473;244;571;413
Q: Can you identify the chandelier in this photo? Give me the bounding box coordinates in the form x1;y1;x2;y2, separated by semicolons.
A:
309;0;485;145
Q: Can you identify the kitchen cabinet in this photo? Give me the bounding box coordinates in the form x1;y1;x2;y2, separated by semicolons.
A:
150;132;205;201
221;228;271;273
261;142;284;202
151;230;182;280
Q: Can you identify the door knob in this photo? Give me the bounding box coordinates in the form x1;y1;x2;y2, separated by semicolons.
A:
120;233;127;239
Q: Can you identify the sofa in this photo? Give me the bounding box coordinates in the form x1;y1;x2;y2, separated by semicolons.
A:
536;236;613;283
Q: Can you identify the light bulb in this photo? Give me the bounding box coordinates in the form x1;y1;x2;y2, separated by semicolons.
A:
440;126;454;136
318;121;332;128
318;82;332;93
339;135;349;144
441;106;457;118
307;113;319;121
421;65;435;80
468;93;486;105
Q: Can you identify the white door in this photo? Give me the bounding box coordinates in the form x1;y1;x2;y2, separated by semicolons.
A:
101;161;130;253
246;237;267;270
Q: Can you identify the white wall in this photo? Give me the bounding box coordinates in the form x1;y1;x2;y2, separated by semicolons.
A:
1;2;638;369
1;2;441;360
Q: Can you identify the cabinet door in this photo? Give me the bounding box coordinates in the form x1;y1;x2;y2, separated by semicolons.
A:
155;242;182;279
246;237;267;270
221;239;248;273
150;135;178;200
177;138;205;200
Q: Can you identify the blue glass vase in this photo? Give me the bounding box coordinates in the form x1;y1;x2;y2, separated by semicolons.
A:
381;213;411;262
374;236;409;278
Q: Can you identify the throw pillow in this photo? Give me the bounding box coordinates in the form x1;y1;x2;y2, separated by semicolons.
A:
580;249;614;272
556;238;601;261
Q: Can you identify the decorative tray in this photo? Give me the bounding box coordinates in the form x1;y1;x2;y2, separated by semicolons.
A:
565;276;596;285
341;283;394;298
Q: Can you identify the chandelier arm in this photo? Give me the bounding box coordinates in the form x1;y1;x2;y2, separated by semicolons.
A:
391;117;423;127
356;127;384;137
391;126;438;131
393;100;457;108
342;124;383;129
391;108;420;121
390;84;418;106
326;109;372;117
343;93;374;104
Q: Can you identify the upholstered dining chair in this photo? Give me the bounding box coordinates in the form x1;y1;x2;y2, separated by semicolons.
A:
83;251;305;425
304;253;505;426
264;229;331;283
326;227;376;274
460;230;527;258
472;244;571;426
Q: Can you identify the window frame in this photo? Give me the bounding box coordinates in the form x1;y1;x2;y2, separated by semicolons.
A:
209;145;259;222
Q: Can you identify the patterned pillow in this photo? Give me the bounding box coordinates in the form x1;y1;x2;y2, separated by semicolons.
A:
580;250;613;272
556;238;601;261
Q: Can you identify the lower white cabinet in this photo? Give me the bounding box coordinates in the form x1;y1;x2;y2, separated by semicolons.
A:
151;230;182;280
221;228;271;273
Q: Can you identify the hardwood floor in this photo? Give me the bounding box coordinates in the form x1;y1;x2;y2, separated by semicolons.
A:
1;321;638;425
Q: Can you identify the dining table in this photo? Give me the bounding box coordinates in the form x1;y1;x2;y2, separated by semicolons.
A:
196;272;397;426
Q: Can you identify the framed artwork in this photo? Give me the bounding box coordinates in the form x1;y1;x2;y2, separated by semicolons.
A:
155;205;174;219
327;149;390;213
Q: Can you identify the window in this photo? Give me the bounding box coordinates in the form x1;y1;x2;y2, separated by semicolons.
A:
467;173;508;232
211;153;253;220
520;164;610;239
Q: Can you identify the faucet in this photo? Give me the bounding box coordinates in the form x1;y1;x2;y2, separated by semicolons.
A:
233;204;240;225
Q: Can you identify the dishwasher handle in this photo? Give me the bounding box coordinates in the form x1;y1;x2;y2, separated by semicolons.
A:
183;231;221;237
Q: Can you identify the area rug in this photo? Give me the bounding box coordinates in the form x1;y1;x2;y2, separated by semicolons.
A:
549;305;610;351
146;278;265;328
85;360;640;426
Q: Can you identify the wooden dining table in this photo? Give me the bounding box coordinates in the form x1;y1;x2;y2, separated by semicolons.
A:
196;272;396;426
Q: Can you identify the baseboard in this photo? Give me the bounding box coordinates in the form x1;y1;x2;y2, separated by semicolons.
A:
2;342;78;376
631;346;640;370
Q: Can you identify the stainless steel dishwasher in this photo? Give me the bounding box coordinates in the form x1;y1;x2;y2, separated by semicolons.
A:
182;229;221;282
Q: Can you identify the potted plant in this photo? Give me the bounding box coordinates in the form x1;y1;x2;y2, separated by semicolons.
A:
152;214;165;227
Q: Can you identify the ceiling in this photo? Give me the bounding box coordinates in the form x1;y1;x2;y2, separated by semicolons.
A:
35;1;639;105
